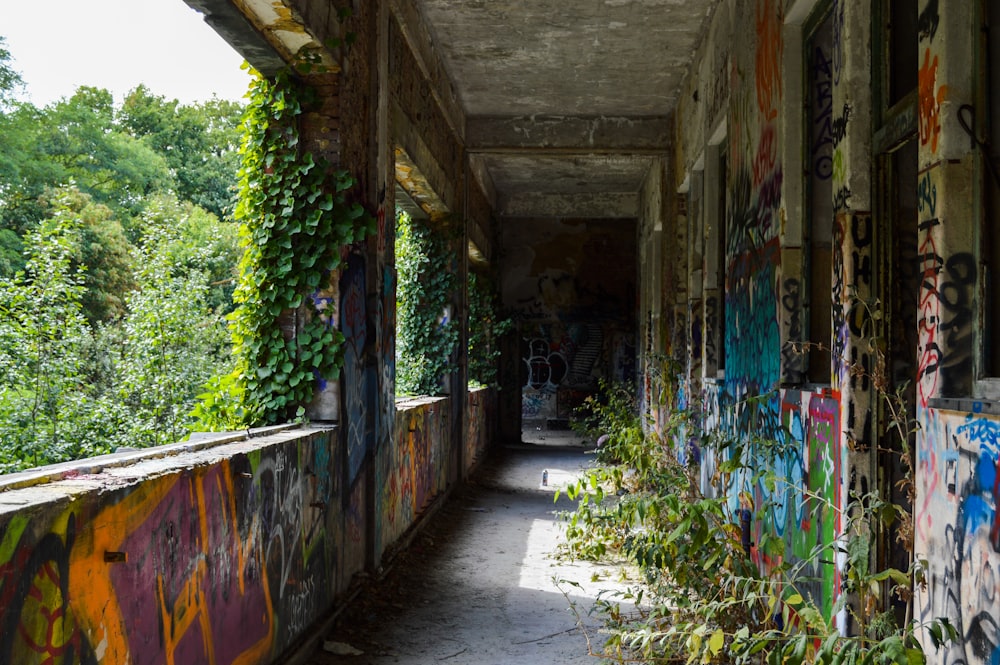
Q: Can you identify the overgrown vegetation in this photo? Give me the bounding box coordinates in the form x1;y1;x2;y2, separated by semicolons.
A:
557;372;956;665
395;210;460;396
467;270;511;388
0;38;242;472
193;66;375;428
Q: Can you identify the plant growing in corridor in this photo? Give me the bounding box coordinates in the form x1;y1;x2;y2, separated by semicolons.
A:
556;377;956;665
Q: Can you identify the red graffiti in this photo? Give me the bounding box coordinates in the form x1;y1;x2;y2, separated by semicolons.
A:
918;48;948;154
753;123;778;187
755;0;783;120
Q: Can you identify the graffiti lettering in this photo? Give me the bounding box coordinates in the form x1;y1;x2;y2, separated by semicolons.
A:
755;0;784;120
918;0;939;42
918;48;949;154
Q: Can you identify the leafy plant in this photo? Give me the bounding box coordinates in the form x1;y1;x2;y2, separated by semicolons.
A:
194;66;375;427
555;367;956;665
467;271;511;388
0;191;93;469
395;210;460;396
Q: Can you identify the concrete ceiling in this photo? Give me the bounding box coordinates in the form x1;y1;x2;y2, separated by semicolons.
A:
185;0;721;220
401;0;720;219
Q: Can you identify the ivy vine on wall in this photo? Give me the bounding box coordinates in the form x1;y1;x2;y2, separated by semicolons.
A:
194;67;375;428
395;210;459;396
468;271;512;388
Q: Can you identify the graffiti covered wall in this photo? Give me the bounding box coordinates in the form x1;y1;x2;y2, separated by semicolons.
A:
375;397;450;562
915;408;1000;665
0;428;343;665
502;217;637;423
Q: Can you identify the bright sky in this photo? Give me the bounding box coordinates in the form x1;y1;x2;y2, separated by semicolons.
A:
3;0;251;107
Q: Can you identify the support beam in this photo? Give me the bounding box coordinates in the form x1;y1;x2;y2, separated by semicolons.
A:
467;115;672;152
498;191;638;218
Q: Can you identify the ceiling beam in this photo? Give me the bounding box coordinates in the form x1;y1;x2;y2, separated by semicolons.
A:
389;0;467;144
467;115;672;152
183;0;286;74
497;191;638;219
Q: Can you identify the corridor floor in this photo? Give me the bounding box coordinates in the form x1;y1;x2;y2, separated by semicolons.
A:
303;432;631;665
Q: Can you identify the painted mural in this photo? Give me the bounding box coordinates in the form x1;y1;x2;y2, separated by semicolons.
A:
341;254;371;484
916;408;1000;665
0;430;340;665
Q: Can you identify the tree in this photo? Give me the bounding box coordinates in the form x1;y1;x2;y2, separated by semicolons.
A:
119;85;243;221
0;190;95;470
0;36;23;109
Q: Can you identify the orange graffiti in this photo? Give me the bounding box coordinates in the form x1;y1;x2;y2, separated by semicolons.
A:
755;0;784;120
918;48;949;154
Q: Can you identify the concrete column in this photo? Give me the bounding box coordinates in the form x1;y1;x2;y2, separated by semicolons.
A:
830;0;875;635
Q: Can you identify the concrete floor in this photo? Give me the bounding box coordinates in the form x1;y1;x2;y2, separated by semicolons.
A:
303;431;633;664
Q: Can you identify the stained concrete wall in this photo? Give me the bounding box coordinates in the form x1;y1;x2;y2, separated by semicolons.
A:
641;0;1000;657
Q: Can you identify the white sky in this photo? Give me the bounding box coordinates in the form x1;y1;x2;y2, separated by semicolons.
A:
3;0;251;107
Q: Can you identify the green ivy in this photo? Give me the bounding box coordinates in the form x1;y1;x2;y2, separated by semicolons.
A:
194;67;374;427
395;210;459;396
467;271;511;388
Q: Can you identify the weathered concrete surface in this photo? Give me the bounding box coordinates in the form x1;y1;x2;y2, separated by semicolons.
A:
304;434;632;665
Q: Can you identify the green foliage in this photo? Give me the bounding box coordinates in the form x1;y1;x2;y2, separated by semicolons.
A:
0;186;238;472
467;271;511;388
0;191;93;469
196;67;375;427
395;210;460;396
0;40;247;471
557;380;955;665
0;36;21;97
119;85;243;220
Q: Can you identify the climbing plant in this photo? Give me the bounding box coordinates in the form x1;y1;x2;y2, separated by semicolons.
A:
467;271;511;388
194;66;375;428
395;210;459;396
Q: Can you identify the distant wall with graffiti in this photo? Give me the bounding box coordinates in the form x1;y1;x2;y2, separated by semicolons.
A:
520;321;635;421
502;217;637;424
375;397;450;563
0;427;345;665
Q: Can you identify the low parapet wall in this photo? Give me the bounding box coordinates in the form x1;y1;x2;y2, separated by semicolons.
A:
0;389;498;665
0;425;346;665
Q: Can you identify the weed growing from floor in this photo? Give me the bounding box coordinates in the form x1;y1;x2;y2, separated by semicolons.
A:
554;373;956;665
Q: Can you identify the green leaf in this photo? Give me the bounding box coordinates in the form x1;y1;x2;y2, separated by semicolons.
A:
708;629;725;655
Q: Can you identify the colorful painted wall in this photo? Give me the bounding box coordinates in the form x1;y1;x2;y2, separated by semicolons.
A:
0;388;488;665
644;0;997;658
0;428;347;665
375;397;450;562
915;407;1000;665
